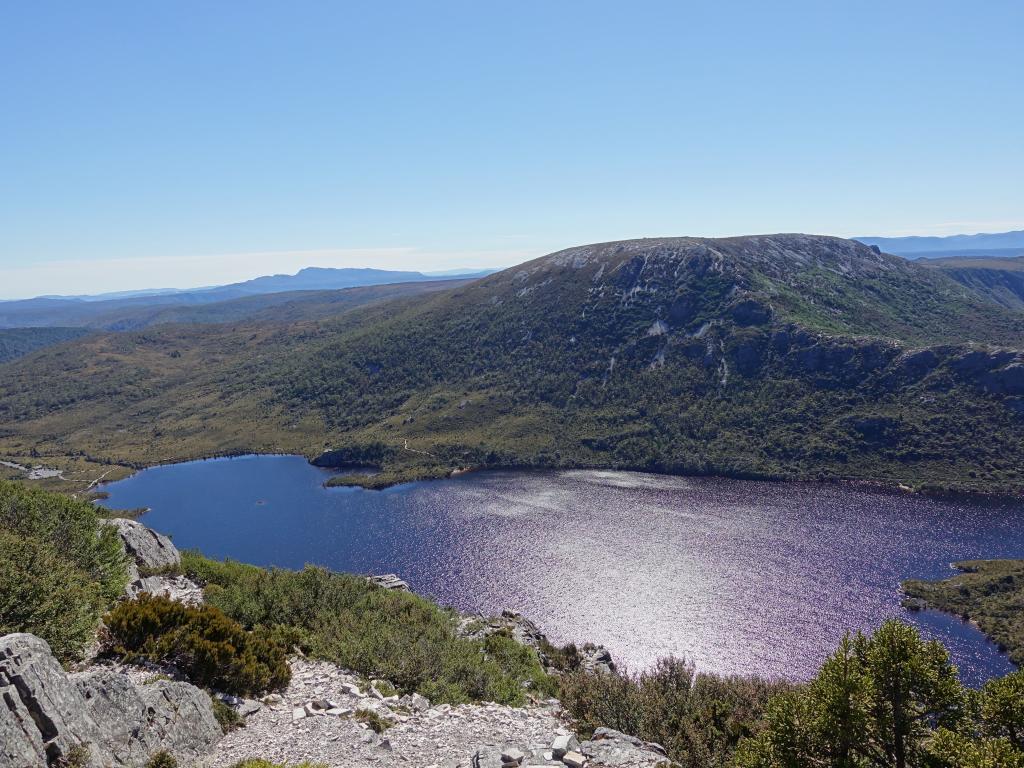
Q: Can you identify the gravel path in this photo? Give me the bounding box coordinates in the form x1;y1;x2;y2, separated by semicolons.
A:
205;659;569;768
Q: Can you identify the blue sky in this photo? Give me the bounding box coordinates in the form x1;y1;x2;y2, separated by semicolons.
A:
2;1;1022;298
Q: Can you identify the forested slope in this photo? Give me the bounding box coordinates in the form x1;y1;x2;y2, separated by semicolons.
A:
1;235;1022;495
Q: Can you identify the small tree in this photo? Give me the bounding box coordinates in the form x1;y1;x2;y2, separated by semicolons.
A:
978;670;1024;751
857;620;964;768
735;620;964;768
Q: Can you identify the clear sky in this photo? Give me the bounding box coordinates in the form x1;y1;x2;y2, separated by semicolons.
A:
2;1;1022;298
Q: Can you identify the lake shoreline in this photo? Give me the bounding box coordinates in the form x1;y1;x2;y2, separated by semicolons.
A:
86;449;1024;505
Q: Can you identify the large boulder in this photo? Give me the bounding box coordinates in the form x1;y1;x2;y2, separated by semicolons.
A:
0;633;221;768
102;519;180;579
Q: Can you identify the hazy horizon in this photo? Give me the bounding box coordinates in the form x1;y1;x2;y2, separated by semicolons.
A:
5;226;1024;301
3;1;1022;298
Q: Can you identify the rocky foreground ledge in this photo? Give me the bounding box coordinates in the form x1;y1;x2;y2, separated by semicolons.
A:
1;519;668;768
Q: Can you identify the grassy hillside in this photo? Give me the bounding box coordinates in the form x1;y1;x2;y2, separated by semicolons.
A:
0;327;90;363
1;235;1022;495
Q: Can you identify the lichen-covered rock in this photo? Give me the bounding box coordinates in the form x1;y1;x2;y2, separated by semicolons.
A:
72;669;221;765
0;633;221;768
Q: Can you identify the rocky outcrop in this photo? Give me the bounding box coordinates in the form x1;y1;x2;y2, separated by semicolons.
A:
366;573;411;592
100;518;205;604
128;575;204;606
0;633;221;768
458;611;616;675
102;518;180;580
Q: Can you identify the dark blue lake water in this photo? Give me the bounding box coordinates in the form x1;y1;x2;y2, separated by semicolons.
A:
101;455;1023;686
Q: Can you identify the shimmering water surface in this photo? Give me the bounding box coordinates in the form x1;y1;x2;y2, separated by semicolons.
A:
101;455;1023;686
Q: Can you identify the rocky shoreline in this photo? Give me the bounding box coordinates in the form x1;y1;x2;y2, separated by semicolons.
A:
1;520;667;768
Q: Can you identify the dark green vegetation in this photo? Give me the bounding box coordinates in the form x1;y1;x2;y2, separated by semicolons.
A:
210;696;244;733
0;479;127;661
104;594;291;695
924;256;1024;311
733;621;1024;768
143;751;178;768
560;657;789;768
903;560;1024;666
559;621;1024;768
0;326;90;363
181;552;557;704
1;235;1023;495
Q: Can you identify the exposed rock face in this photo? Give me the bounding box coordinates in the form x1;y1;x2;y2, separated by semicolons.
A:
581;728;669;767
458;611;616;675
366;573;411;591
0;633;221;768
102;518;180;580
100;518;205;604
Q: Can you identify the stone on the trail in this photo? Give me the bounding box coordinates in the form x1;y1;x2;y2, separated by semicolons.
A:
550;734;580;759
405;692;431;711
473;747;508;768
501;746;526;765
292;706;307;721
561;751;587;768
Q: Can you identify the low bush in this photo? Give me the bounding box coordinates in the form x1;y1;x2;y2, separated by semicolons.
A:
0;480;127;602
0;479;128;662
210;696;244;733
560;656;788;768
355;709;392;733
104;594;290;695
143;752;177;768
182;552;555;705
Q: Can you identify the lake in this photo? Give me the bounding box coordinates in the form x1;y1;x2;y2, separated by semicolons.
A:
101;454;1023;686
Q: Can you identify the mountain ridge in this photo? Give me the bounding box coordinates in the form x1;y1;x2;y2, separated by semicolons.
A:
856;229;1024;257
1;234;1021;496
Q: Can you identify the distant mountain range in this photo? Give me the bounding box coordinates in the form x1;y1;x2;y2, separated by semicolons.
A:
0;266;494;329
856;230;1024;259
